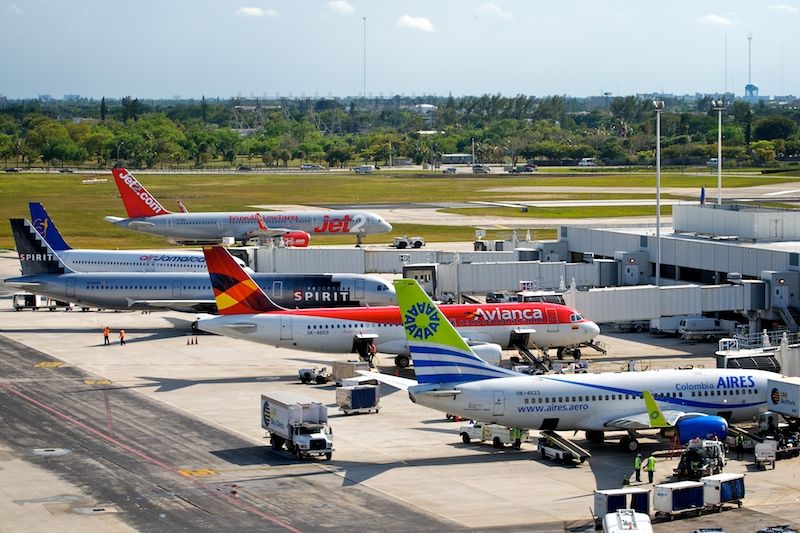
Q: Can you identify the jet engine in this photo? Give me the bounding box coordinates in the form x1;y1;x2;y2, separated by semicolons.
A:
282;231;310;248
674;415;729;445
468;342;504;367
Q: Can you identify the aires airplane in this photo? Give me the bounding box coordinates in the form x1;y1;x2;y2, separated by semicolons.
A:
104;168;393;246
28;202;250;273
362;279;772;451
5;219;395;313
196;246;600;368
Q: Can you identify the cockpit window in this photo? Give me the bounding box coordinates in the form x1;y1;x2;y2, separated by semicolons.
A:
570;313;583;322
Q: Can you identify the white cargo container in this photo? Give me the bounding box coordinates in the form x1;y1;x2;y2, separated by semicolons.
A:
260;392;333;460
332;360;370;386
336;385;380;415
653;481;704;519
701;473;745;509
601;509;652;533
766;376;800;418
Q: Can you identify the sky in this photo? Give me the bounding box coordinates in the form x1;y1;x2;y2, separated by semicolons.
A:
1;0;798;100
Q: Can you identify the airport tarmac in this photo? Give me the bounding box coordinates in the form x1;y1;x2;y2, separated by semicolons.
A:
2;253;800;531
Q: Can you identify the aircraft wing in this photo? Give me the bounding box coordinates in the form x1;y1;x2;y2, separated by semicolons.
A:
513;327;537;334
604;410;686;430
242;227;292;238
357;370;417;391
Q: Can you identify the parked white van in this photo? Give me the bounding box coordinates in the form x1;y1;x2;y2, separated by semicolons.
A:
578;157;597;167
353;165;375;174
677;317;729;341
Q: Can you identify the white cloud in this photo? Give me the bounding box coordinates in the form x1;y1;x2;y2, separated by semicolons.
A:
327;0;354;15
768;4;799;14
476;2;513;20
8;4;23;14
235;7;277;18
695;14;734;26
396;14;434;32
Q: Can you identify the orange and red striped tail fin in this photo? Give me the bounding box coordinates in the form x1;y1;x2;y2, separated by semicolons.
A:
202;246;282;315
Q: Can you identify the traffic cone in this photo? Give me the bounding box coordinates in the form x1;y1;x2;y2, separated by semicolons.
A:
186;336;190;345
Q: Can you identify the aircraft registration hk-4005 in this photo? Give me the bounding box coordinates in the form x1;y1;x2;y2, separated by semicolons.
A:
196;246;600;368
104;168;392;245
5;219;395;314
28;202;249;273
361;279;773;451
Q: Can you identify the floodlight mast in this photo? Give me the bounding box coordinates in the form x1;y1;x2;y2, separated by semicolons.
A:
711;99;726;205
653;101;664;287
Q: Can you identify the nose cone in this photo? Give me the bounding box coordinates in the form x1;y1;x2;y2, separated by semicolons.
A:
581;321;600;340
380;219;393;233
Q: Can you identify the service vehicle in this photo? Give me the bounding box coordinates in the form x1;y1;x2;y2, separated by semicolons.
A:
578;157;597;167
393;235;425;249
459;421;527;449
12;292;46;311
353;165;375;174
45;297;74;311
300;163;324;170
653;481;705;520
297;367;330;384
442;167;457;174
472;164;491;174
260;393;333;460
678;317;730;341
701;472;745;511
537;432;591;464
674;439;726;480
602;509;652;533
332;360;370;386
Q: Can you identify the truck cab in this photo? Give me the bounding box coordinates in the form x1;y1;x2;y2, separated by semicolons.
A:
289;423;333;460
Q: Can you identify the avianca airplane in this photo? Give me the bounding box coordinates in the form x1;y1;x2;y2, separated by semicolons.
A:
104;168;392;245
362;279;773;451
196;246;600;368
5;219;395;313
28;202;250;273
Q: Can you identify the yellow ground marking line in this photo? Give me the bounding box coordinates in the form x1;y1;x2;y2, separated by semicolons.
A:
83;379;113;385
33;361;64;368
178;468;218;477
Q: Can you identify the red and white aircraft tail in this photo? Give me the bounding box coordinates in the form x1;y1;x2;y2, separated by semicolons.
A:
111;168;172;218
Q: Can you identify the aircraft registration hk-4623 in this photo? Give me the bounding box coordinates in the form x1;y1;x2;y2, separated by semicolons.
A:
104;168;392;246
5;219;395;314
361;279;773;451
196;246;600;368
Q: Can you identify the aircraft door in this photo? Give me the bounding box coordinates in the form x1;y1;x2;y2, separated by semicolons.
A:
66;278;75;298
172;281;181;298
546;308;558;332
272;281;283;300
354;278;364;300
492;391;505;416
280;316;293;340
167;218;173;231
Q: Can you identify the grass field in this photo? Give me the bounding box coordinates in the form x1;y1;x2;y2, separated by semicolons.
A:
1;169;797;249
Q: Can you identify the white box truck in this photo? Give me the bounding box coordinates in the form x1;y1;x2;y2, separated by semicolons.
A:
261;393;333;460
766;377;800;418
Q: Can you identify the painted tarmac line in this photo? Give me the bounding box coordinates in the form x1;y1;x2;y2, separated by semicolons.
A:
0;381;302;533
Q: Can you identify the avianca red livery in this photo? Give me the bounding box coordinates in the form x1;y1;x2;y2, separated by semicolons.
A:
104;168;391;245
197;246;600;368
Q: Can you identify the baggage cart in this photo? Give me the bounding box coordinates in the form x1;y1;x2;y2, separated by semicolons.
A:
592;488;651;530
754;440;777;469
653;481;704;520
701;473;745;511
336;385;380;415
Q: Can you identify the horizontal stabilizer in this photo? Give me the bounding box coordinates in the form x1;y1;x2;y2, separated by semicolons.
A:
357;370;417;391
513;327;537;335
104;216;125;223
127;220;157;229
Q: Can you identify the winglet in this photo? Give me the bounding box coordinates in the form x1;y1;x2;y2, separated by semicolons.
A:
28;202;71;251
202;246;284;315
394;279;517;384
111;168;171;218
643;391;670;428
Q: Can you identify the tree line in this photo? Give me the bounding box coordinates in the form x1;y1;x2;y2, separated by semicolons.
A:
0;94;798;169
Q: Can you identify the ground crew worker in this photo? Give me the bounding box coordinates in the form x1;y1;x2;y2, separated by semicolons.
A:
512;428;523;449
119;329;126;346
103;325;110;346
645;452;656;483
634;453;642;482
735;434;745;459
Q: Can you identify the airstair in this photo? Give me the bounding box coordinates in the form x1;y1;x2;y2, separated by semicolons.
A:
540;430;592;462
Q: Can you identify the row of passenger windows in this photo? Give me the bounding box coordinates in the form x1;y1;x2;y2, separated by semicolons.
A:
520;388;760;404
308;323;390;329
86;285;212;290
73;260;200;267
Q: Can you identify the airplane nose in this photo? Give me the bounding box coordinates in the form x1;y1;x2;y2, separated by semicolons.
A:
382;220;393;232
583;321;600;339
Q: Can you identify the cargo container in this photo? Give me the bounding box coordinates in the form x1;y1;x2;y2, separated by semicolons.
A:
593;488;651;529
332;360;370;386
260;392;333;460
653;481;704;519
601;509;652;533
701;473;745;510
336;385;380;415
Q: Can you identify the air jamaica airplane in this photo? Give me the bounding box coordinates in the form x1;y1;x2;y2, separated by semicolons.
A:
363;279;773;451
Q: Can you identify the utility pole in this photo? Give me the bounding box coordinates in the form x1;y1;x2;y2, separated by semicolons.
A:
362;17;367;98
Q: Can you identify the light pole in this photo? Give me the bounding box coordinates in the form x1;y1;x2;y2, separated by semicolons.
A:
116;141;124;162
653;101;664;287
711;99;726;205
